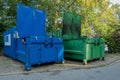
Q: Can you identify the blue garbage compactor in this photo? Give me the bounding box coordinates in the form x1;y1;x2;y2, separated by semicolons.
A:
3;4;64;70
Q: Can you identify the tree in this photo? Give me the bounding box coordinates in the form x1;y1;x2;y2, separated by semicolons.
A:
0;0;31;51
0;0;120;52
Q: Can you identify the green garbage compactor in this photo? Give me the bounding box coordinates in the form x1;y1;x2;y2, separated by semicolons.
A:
53;12;105;64
64;37;105;64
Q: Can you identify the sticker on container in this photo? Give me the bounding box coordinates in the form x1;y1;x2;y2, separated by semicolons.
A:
4;34;11;46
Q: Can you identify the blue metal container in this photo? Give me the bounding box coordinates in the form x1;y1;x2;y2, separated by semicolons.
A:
16;36;64;70
3;4;64;70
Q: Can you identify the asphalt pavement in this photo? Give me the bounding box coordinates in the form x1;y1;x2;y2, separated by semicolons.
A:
0;54;120;80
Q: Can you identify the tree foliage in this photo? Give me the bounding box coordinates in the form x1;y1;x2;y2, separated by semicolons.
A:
0;0;120;52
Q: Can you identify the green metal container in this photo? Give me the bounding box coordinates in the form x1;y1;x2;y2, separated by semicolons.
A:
62;12;105;64
64;37;105;64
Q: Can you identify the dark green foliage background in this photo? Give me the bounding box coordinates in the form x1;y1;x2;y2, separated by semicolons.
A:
0;0;120;53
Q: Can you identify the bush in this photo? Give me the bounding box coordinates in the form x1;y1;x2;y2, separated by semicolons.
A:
112;29;120;53
0;23;6;52
106;29;120;53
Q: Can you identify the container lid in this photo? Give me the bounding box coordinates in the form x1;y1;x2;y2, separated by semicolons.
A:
62;12;81;40
17;4;46;38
